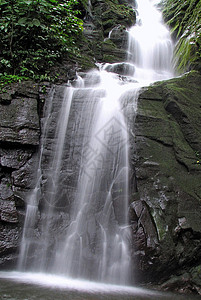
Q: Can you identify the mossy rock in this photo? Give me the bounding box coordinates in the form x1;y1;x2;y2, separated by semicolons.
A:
133;71;201;286
77;0;136;66
101;2;135;34
92;0;135;35
101;40;128;62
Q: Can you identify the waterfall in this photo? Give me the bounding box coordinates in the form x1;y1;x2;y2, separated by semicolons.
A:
128;0;173;83
18;0;174;285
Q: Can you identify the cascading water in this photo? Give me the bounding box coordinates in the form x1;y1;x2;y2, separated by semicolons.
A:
128;0;173;84
18;0;174;286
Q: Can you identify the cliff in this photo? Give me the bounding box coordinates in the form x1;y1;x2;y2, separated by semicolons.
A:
132;70;201;294
0;0;201;296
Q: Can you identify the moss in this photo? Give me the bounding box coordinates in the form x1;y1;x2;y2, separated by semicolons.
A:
191;265;201;284
76;55;96;71
93;0;135;35
102;2;135;26
101;39;128;62
75;0;135;65
136;71;201;234
153;213;167;241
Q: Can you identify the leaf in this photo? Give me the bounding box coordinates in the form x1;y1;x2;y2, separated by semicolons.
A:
32;19;40;27
18;17;28;25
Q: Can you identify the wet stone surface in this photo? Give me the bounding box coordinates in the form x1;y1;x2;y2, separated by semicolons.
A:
131;71;201;295
0;80;42;268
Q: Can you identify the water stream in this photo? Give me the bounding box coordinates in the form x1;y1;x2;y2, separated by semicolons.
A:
11;0;174;292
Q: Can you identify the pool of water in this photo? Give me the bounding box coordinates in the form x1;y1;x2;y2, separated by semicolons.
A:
0;272;199;300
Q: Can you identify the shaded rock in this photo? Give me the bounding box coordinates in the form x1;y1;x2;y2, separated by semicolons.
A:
0;90;14;105
161;272;201;295
0;81;40;146
132;71;201;293
0;222;21;268
0;200;18;223
0;178;14;201
78;0;136;67
12;154;38;189
130;199;160;281
0;148;33;169
108;25;129;49
104;62;135;76
0;80;42;268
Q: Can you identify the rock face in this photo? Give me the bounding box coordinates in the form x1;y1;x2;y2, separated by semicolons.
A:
77;0;135;69
0;83;40;145
0;81;42;267
131;71;201;294
0;0;201;296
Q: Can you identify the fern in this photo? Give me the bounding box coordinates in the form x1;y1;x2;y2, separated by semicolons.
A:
163;0;201;73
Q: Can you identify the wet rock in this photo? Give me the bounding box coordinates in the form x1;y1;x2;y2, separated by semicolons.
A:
108;25;129;49
0;200;18;223
0;178;14;201
12;154;38;189
104;62;135;76
82;70;101;87
0;222;21;268
0;80;41;267
0;148;33;169
0;81;40;146
132;71;201;292
102;39;129;63
78;0;136;67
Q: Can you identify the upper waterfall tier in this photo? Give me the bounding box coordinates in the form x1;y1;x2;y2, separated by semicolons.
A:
127;0;174;84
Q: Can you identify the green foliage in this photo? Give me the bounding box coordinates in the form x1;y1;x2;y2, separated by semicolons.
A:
0;74;29;92
163;0;201;73
0;0;83;79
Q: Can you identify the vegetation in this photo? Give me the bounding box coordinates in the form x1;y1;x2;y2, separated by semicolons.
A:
0;0;83;82
163;0;201;73
0;74;29;93
1;0;199;81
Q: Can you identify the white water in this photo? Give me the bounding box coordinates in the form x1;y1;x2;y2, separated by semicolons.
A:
128;0;173;84
51;71;134;284
2;272;185;300
17;0;174;287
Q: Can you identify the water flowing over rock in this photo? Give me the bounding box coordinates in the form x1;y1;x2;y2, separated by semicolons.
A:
18;72;138;285
0;0;201;296
17;0;174;286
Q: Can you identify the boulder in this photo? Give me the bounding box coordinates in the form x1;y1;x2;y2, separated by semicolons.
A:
104;62;135;76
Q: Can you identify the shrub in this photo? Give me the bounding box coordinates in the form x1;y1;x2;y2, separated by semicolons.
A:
0;0;83;79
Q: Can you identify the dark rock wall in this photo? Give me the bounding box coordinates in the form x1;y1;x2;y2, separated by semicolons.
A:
0;81;46;267
77;0;136;69
131;71;201;294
